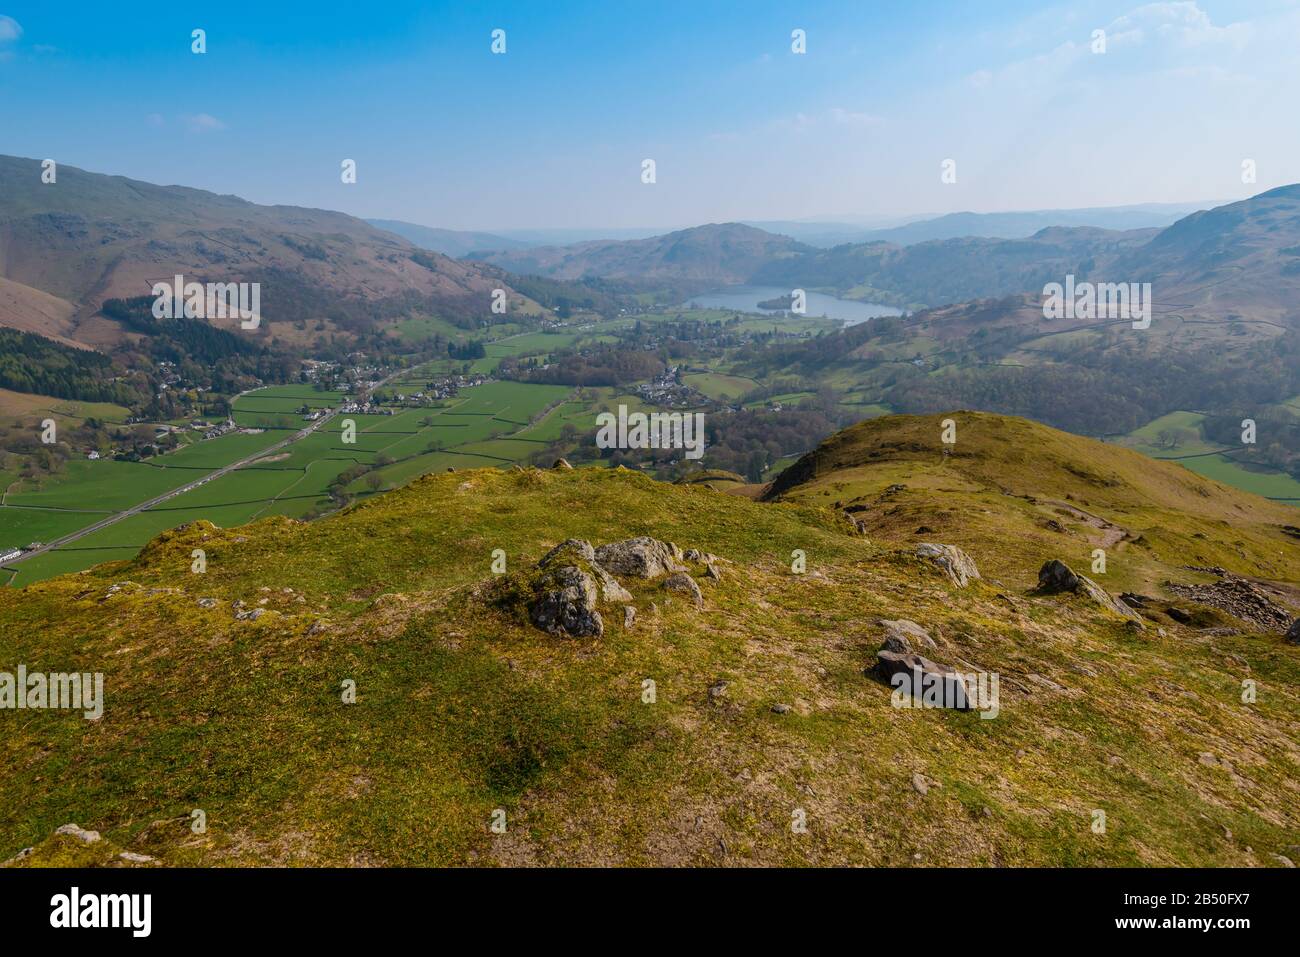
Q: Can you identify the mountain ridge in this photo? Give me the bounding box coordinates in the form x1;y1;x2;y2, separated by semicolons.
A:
0;154;525;348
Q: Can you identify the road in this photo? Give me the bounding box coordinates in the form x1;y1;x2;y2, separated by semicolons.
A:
3;367;406;569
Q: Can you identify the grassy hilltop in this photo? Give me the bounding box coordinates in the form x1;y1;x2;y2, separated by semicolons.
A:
2;412;1298;867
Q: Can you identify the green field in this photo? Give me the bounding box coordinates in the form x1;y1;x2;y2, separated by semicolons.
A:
1117;410;1300;504
1174;453;1300;501
682;372;759;402
3;379;578;587
231;386;342;428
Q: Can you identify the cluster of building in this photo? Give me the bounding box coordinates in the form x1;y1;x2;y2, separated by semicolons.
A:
418;372;490;402
337;401;393;416
633;366;706;409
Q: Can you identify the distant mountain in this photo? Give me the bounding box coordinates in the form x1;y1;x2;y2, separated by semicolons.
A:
740;217;920;247
1108;184;1300;322
468;222;812;284
851;203;1215;246
884;185;1300;325
366;219;531;258
0;155;523;347
461;190;1300;321
492;226;676;245
743;204;1216;248
754;226;1158;308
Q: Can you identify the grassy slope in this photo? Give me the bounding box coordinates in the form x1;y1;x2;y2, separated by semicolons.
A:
2;414;1298;867
766;411;1300;595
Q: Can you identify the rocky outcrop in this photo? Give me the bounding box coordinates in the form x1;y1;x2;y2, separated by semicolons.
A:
593;566;633;603
1286;619;1300;644
916;543;980;588
1167;576;1293;632
594;537;685;579
1037;560;1144;627
530;563;604;638
539;538;596;567
539;538;631;604
524;537;712;636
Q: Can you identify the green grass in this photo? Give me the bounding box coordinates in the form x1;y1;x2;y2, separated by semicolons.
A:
3;444;1298;866
1175;453;1300;501
5;381;582;587
1118;410;1300;503
0;507;108;550
683;372;759;402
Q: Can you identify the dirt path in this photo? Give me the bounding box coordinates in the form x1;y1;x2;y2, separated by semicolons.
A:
1044;499;1128;548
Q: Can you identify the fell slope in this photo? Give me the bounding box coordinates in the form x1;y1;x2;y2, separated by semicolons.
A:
2;414;1298;868
0;155;523;344
766;411;1300;592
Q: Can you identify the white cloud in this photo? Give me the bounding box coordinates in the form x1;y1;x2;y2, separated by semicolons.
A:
771;107;882;135
828;107;882;129
0;15;21;42
1108;1;1253;52
183;113;227;132
964;1;1257;92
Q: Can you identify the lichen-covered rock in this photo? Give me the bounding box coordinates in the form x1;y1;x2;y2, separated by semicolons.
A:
539;538;596;567
593;565;633;603
54;823;101;844
1037;559;1144;627
539;539;630;603
595;537;685;579
916;543;981;588
878;619;936;653
529;564;603;638
662;572;704;607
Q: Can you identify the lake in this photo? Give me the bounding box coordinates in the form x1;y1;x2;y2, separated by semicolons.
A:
683;285;903;326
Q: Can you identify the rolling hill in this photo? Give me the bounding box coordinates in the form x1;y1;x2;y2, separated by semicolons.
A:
3;412;1297;867
845;203;1214;247
467;222;812;284
0;155;527;346
467;188;1300;325
1110;184;1300;323
744;203;1213;248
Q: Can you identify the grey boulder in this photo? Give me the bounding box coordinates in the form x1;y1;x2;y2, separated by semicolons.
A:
916;543;981;588
595;537;685;579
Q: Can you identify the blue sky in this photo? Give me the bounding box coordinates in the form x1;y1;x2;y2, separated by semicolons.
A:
1;0;1297;230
